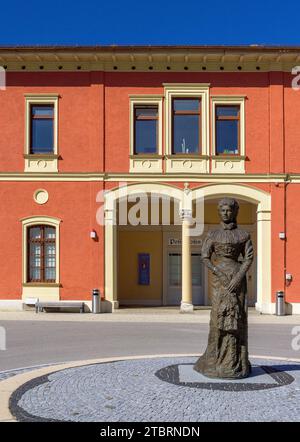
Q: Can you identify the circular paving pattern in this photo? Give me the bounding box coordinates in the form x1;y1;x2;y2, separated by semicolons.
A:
9;357;300;422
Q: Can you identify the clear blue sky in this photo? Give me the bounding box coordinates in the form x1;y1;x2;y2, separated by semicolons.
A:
1;0;300;46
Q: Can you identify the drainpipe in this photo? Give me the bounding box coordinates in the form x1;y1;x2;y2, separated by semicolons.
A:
283;174;291;292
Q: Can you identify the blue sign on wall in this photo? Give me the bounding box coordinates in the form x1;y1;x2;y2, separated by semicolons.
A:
138;253;150;285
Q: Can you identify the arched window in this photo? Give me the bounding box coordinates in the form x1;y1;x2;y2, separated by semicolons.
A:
27;225;56;283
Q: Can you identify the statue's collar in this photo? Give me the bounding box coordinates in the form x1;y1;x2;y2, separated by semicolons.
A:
221;221;237;230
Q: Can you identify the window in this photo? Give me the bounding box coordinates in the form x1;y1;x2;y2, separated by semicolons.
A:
134;106;158;154
211;96;245;173
172;98;201;154
24;94;59;172
129;95;163;173
27;225;56;282
215;105;240;155
30;105;54;154
164;84;210;173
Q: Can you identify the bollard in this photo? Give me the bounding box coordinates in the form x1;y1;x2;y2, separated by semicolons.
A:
275;291;285;316
92;288;101;314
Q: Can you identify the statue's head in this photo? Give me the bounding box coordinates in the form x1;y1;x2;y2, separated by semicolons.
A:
218;198;239;224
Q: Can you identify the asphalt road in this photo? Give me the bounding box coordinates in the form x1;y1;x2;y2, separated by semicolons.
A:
0;320;299;371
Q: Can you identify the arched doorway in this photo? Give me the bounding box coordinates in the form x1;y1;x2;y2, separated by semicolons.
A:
104;183;271;313
192;184;271;313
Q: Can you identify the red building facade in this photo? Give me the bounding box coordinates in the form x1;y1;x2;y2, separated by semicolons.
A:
0;46;299;314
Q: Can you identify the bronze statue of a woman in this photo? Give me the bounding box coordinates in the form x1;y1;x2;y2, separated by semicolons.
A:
194;198;254;379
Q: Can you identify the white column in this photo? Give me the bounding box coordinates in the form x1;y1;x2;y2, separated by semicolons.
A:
255;208;272;314
104;208;118;311
180;209;193;313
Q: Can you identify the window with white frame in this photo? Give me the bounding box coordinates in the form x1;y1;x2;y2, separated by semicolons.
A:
30;105;55;154
129;95;163;173
24;94;59;172
164;84;210;174
27;225;56;283
21;216;60;286
134;105;158;154
211;96;246;173
211;96;245;157
172;98;202;154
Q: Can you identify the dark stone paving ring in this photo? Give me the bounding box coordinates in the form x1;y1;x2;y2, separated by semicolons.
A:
155;363;295;391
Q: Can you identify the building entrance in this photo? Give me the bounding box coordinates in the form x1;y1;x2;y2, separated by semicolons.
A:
166;252;204;305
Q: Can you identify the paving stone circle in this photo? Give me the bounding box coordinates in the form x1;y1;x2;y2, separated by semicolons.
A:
9;357;300;422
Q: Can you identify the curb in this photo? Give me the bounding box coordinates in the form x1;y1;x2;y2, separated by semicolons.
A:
1;353;300;422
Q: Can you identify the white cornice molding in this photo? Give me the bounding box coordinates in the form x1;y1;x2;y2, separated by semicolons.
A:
0;48;299;72
0;172;293;183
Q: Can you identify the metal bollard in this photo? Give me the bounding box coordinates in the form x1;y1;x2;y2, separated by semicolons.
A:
275;291;285;316
92;288;101;314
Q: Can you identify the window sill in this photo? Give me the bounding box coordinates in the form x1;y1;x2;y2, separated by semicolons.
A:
24;154;58;173
23;283;61;287
24;154;59;159
211;155;246;160
129;154;162;159
165;154;209;159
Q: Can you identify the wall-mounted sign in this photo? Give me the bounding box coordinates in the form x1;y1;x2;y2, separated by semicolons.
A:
168;238;202;246
138;253;150;285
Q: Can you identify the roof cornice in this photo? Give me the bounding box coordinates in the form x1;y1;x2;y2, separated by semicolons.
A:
0;45;299;72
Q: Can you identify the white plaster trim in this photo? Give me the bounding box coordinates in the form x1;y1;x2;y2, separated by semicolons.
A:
0;300;23;311
105;182;272;312
211;96;245;156
164;84;210;170
211;95;245;174
33;189;49;205
104;183;183;306
24;94;59;173
0;172;291;183
256;301;300;315
129;96;163;174
20;216;61;291
193;184;271;313
180;302;194;313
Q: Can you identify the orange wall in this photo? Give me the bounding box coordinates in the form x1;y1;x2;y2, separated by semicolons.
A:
285;184;300;303
0;70;300;304
0;181;104;300
104;72;272;173
1;71;299;175
0;72;105;172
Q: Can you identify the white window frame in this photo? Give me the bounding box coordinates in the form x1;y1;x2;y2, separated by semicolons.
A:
21;216;61;301
24;93;59;173
129;95;163;173
164;84;210;174
211;95;246;174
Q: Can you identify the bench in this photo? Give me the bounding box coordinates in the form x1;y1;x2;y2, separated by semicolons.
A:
35;301;85;314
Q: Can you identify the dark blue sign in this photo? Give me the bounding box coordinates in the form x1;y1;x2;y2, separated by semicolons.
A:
138;253;150;285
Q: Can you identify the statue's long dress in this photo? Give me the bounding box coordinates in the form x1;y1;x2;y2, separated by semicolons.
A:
194;223;253;379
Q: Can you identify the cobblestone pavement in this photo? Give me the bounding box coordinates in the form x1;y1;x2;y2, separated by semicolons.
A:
9;357;300;422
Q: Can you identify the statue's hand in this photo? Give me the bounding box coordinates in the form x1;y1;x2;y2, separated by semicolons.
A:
226;276;242;294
